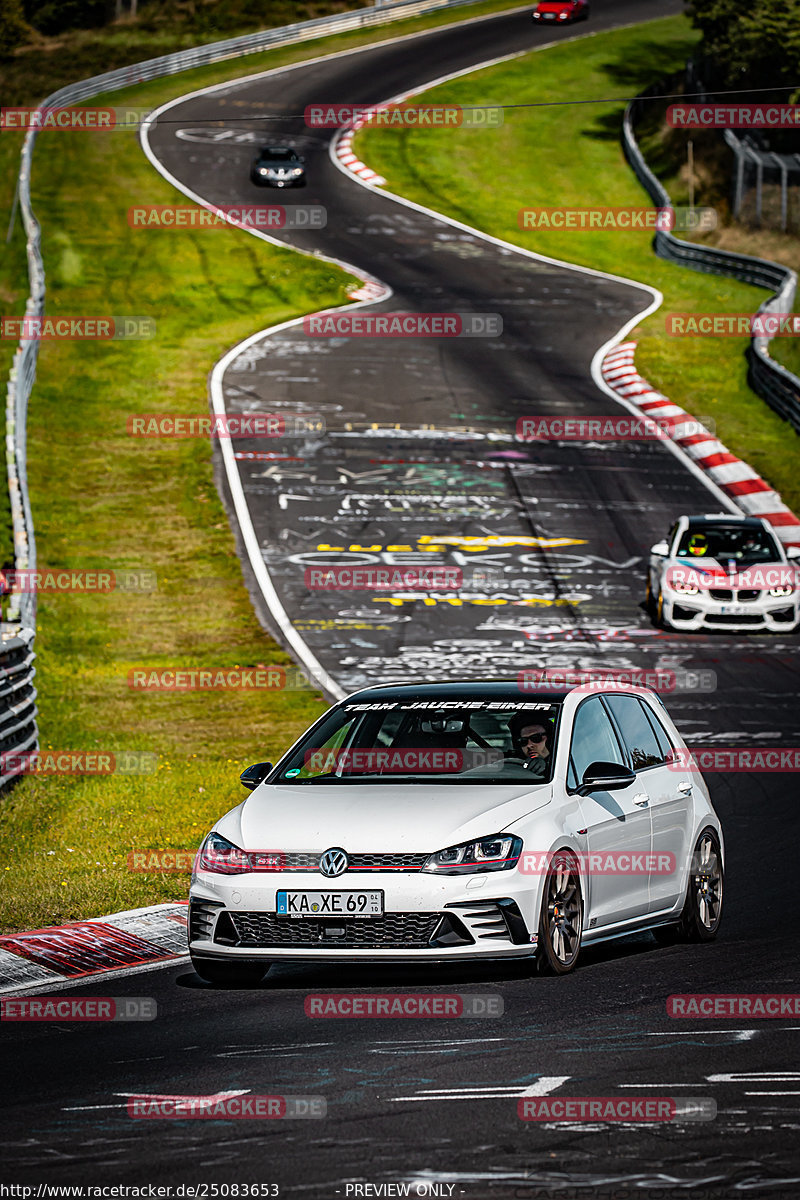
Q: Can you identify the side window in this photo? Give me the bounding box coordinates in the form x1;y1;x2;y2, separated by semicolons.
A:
569;698;627;785
668;522;679;552
640;701;677;763
605;695;664;770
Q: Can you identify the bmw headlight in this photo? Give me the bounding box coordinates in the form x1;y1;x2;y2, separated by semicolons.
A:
290;167;304;177
197;832;252;875
674;581;700;595
258;168;269;176
422;834;522;875
769;585;794;597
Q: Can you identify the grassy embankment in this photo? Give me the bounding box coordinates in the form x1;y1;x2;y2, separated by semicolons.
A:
356;14;800;513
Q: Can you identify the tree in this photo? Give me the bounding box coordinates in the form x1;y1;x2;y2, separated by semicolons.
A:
686;0;800;96
0;0;30;55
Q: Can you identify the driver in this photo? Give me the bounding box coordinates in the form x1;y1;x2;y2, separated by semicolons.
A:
507;713;553;778
687;532;708;557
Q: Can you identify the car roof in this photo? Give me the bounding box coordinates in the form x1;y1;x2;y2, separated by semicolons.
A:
682;514;765;527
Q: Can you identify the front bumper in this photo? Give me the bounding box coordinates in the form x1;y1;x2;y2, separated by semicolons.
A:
189;871;538;962
663;593;799;633
251;175;305;188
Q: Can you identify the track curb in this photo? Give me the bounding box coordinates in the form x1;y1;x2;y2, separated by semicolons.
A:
600;342;800;547
0;902;188;994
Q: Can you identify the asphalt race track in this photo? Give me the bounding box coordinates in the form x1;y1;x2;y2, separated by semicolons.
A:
3;2;800;1196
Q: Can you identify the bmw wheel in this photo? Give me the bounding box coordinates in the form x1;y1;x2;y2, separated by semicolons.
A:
645;575;656;617
537;850;583;974
191;956;268;985
655;588;665;628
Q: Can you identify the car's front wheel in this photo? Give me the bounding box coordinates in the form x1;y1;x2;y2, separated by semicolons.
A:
190;956;268;985
537;850;583;974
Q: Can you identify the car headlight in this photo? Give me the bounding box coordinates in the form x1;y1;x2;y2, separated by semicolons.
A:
674;581;700;595
258;168;269;176
290;167;304;177
769;585;794;597
422;834;522;875
197;832;252;875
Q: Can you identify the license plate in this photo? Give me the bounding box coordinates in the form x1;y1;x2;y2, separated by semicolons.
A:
720;605;746;616
543;11;555;16
276;890;383;918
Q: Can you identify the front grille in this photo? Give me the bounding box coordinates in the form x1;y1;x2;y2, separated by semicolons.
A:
705;613;764;626
278;852;427;873
708;588;761;603
226;911;441;949
281;853;320;871
348;853;427;871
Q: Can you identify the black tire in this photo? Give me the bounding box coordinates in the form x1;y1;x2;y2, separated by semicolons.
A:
653;829;723;946
191;956;268;985
680;829;724;941
537;850;583;975
654;587;666;629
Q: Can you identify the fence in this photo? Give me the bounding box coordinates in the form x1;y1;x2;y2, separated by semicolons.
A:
623;81;800;435
725;131;800;234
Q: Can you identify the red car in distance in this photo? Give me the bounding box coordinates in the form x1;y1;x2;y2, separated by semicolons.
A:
532;0;590;23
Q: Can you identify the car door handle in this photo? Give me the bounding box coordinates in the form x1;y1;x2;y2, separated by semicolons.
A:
677;780;693;795
632;793;649;807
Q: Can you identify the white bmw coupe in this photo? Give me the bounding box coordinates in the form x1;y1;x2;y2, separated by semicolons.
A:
646;513;800;633
189;681;723;983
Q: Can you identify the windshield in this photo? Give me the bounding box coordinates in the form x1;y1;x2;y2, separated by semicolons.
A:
273;697;561;784
676;522;780;565
260;147;296;161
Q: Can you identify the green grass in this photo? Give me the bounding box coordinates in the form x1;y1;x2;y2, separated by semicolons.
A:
0;0;530;934
0;114;347;930
0;0;529;107
356;14;800;512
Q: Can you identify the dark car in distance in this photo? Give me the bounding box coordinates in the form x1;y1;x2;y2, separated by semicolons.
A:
250;145;306;188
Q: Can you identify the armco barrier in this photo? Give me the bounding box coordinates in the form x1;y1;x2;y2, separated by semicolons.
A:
2;0;511;786
623;81;800;435
0;630;38;788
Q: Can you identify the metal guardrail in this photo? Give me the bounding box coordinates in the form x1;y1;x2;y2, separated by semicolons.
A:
3;0;508;786
623;81;800;435
0;631;38;789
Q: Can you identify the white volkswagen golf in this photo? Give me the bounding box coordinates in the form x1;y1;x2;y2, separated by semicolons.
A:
189;681;723;983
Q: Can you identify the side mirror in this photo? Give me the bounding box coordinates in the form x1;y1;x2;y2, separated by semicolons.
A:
650;541;669;557
576;760;636;796
785;546;800;560
240;761;273;790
